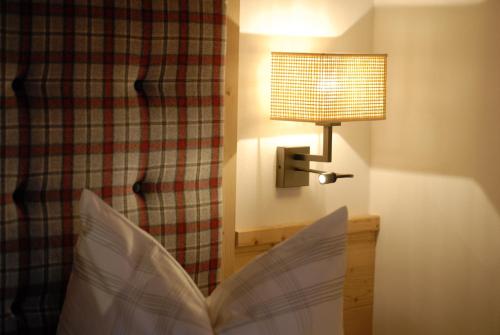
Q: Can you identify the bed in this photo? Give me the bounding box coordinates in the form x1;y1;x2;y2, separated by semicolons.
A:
0;1;378;334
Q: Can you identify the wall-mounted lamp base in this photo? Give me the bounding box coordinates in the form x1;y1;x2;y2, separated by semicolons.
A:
276;124;352;188
276;147;310;188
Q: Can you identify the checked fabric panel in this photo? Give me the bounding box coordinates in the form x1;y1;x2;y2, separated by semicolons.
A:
0;1;225;333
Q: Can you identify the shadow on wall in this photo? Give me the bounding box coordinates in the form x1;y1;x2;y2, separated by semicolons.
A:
371;0;500;215
371;2;500;335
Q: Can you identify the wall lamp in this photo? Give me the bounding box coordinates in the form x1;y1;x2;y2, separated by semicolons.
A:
271;52;387;188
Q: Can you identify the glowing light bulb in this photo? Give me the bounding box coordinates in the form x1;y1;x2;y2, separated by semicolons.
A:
317;77;338;92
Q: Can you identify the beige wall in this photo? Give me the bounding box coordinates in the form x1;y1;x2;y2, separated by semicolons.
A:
235;0;500;333
236;0;375;230
370;1;500;334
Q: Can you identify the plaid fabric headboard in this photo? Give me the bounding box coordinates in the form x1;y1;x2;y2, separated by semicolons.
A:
0;1;225;333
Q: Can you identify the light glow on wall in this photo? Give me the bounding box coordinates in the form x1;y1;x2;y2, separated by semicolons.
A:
236;0;375;231
375;0;484;6
241;4;336;37
240;0;373;38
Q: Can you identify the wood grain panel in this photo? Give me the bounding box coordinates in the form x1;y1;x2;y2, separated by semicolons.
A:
221;0;239;280
232;215;380;335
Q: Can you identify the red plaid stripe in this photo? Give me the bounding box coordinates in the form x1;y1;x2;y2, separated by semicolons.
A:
0;1;225;333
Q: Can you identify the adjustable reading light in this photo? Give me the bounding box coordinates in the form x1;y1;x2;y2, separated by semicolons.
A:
271;52;387;188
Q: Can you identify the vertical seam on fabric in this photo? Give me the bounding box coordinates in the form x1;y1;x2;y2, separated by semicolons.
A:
101;4;115;202
175;0;189;269
14;1;33;331
123;0;131;216
39;1;51;328
194;0;204;290
158;0;168;247
136;0;152;231
60;0;76;299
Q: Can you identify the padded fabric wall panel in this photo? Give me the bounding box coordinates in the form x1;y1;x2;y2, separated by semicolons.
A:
0;1;225;333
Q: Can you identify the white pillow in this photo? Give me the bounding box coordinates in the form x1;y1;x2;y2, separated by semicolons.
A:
58;190;347;335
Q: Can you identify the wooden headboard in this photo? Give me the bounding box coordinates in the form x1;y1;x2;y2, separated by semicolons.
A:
231;215;380;335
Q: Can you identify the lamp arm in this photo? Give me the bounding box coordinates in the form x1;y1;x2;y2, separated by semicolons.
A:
294;167;354;179
292;123;339;162
294;167;326;174
293;167;354;184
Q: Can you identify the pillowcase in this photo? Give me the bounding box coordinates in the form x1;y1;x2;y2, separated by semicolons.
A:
58;190;347;335
57;190;212;335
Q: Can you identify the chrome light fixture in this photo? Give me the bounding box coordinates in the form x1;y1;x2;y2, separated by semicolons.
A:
271;52;387;187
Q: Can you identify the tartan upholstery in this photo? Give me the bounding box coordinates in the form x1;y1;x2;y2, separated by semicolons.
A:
0;1;225;333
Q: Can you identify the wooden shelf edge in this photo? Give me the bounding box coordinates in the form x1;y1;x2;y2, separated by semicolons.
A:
236;215;380;248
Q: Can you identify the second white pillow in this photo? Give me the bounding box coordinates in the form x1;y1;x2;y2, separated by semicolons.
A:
208;206;348;335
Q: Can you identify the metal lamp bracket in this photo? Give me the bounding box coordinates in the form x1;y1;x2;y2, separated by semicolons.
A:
276;123;353;188
276;146;311;188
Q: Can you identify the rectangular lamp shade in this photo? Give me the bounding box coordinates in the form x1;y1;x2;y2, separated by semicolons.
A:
271;52;387;123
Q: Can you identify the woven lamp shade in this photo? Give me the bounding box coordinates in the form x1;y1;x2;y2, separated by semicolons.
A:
271;52;387;123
